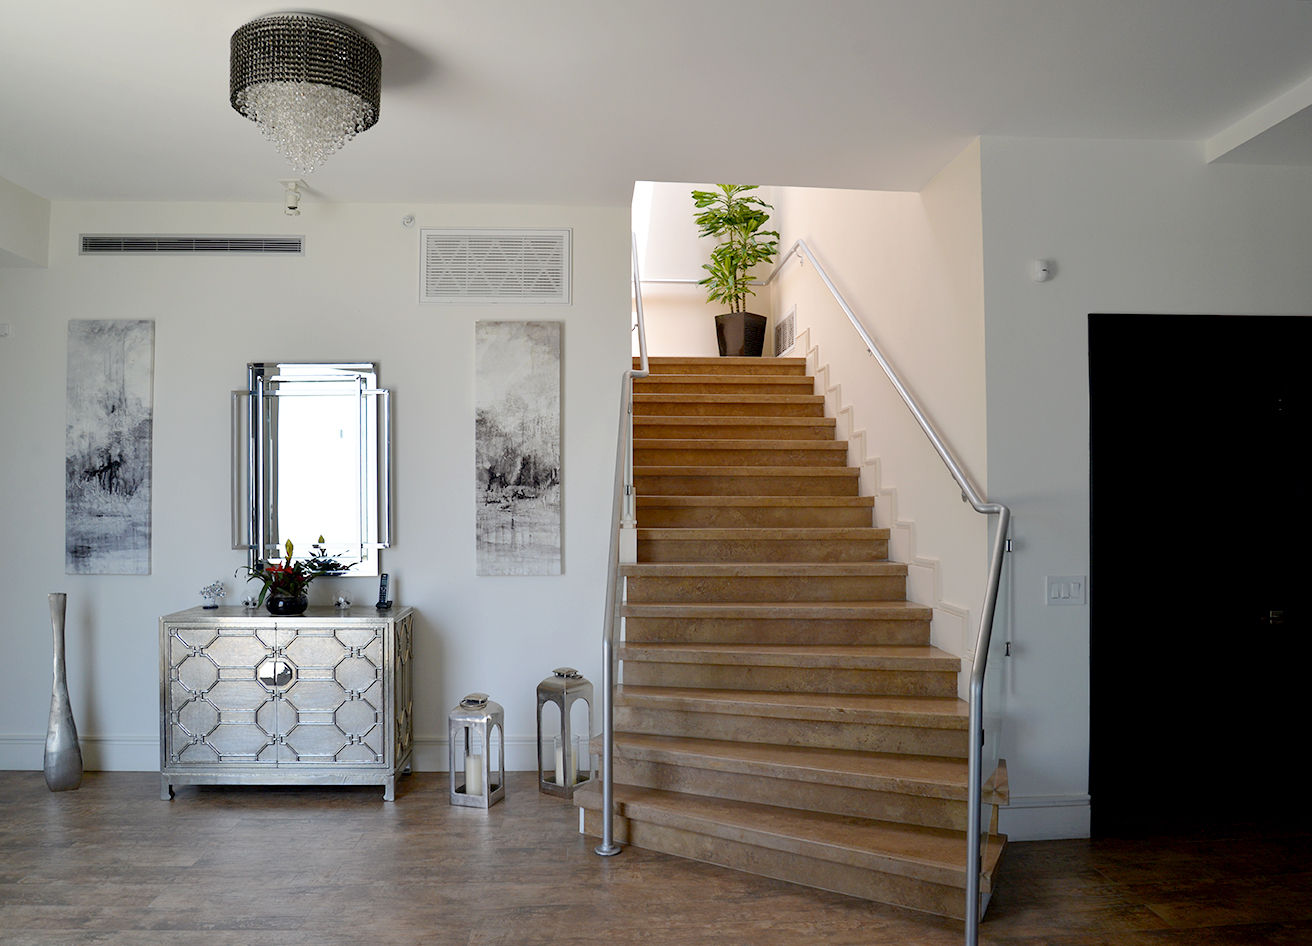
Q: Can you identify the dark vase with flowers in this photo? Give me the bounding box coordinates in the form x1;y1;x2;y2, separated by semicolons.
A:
265;591;309;616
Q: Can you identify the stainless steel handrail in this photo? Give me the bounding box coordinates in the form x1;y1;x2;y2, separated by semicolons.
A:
768;239;1010;945
596;235;649;857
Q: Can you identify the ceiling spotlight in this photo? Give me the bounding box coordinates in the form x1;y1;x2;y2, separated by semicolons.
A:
230;13;382;175
281;179;303;216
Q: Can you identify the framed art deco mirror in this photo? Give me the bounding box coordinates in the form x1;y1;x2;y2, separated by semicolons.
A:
233;362;391;575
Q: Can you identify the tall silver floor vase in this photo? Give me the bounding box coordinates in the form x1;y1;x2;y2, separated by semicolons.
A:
44;592;83;791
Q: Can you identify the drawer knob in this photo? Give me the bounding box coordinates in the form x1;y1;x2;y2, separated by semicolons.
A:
256;658;295;689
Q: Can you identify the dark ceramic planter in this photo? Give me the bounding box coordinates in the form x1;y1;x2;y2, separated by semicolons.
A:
266;592;309;616
715;312;767;357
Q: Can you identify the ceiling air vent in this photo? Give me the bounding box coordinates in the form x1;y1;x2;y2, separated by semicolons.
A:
421;228;571;304
79;235;304;256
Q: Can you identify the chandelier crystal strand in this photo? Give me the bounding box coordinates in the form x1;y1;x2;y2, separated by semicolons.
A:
235;83;376;176
230;14;381;175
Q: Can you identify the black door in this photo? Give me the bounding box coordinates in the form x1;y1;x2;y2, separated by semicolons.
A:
1089;314;1311;835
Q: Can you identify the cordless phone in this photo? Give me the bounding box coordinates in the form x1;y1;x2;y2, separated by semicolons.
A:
375;573;392;611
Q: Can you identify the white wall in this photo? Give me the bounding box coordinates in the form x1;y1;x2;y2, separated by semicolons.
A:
769;146;991;667
0;174;50;267
980;137;1312;839
0;199;631;771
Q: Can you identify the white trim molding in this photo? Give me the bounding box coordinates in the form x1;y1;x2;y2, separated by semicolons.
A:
999;793;1092;840
3;732;553;774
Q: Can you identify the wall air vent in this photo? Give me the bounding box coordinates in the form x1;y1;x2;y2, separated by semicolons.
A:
79;235;304;256
421;228;571;304
775;307;796;355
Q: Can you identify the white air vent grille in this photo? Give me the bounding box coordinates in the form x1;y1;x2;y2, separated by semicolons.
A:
775;308;796;355
421;228;571;304
80;235;304;255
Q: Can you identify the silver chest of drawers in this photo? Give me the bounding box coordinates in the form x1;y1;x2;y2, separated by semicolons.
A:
160;605;414;801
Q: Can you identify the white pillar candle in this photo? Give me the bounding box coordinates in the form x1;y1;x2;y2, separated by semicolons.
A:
554;739;565;785
465;753;483;795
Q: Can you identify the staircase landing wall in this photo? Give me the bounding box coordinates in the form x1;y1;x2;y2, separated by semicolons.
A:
768;147;992;675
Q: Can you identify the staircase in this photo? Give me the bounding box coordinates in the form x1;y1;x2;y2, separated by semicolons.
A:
576;355;1007;920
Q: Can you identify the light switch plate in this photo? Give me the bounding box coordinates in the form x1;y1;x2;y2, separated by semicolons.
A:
1045;575;1086;606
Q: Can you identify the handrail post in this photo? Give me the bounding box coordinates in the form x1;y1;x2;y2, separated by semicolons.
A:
596;234;649;858
965;505;1010;943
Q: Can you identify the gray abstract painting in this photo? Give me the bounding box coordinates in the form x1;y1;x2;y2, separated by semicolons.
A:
475;321;561;575
65;319;155;574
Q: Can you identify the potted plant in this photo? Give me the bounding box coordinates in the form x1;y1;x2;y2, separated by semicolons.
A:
691;184;780;356
237;536;352;615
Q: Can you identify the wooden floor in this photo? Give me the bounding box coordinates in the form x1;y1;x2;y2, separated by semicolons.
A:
2;771;1310;945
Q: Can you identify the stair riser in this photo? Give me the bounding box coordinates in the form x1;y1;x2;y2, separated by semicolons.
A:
625;574;909;603
639;536;888;564
611;757;973;831
634;422;836;441
633;447;849;467
636;505;873;528
635;473;857;496
623;616;931;646
580;812;969;919
622;663;959;697
635;359;808;377
634;380;816;395
633;400;825;418
614;707;969;758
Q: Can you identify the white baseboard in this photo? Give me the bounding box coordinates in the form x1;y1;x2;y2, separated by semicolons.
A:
999;793;1092;840
2;733;552;774
0;733;158;771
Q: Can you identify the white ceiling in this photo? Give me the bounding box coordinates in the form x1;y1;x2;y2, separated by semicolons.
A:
4;0;1312;206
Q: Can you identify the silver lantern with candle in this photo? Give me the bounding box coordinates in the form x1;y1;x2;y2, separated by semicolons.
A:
448;693;505;808
536;668;594;797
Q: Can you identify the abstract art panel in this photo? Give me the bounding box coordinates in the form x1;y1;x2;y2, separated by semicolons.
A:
475;321;561;575
65;320;155;574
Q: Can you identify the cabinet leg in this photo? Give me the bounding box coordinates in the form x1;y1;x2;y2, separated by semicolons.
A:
160;776;174;801
383;777;395;802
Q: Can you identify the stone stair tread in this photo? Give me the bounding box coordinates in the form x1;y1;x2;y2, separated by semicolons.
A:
621;600;933;620
635;375;814;385
634;438;847;450
618;642;960;671
575;782;1003;890
635;415;835;427
638;526;890;540
634;393;825;405
608;732;975;800
622;561;908;576
637;495;873;507
635;356;807;371
617;685;969;728
635;465;856;476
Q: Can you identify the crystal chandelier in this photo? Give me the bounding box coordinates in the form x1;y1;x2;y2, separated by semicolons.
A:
230;14;381;175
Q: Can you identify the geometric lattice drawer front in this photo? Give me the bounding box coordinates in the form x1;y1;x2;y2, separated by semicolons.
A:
279;626;385;763
160;606;414;800
168;624;279;765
